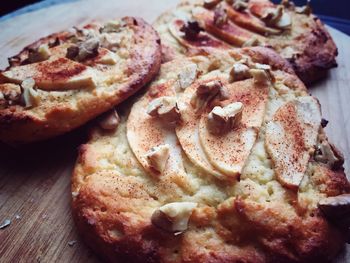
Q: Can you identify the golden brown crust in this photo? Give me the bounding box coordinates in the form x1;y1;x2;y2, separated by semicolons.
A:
72;48;349;263
154;0;338;84
0;17;161;144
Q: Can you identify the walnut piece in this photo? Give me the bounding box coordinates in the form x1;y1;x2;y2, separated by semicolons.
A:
0;83;21;108
180;21;203;40
249;63;274;84
99;20;124;33
318;194;350;228
151;202;197;233
20;78;40;108
214;6;228;27
232;0;248;11
314;140;344;170
207;102;243;135
229;63;251;82
99;109;120;130
27;44;51;63
178;64;198;90
147;96;181;124
262;6;292;29
190;80;229;112
145;144;170;174
66;37;100;62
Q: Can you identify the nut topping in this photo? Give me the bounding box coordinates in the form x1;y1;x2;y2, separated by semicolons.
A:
214;6;228;27
232;0;248;11
147;96;181;124
0;83;21;108
66;37;100;62
261;6;292;29
190;80;229;112
295;1;312;15
229;63;251;82
207;102;243;135
203;0;221;9
20;78;40;108
318;194;350;227
249;63;274;84
151;202;197;233
314;140;344;170
145;144;170;174
27;44;51;63
99;20;124;33
178;64;198;90
242;36;261;47
99;109;120;130
180;21;203;40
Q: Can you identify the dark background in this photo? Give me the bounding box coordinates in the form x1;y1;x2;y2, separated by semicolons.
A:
1;0;350;34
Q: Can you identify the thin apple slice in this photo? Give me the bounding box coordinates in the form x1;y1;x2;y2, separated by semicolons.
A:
265;97;321;190
199;78;269;179
127;81;185;178
175;79;226;179
1;57;96;91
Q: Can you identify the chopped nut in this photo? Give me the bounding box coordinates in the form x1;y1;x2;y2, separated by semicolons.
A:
99;32;122;52
203;0;221;9
96;50;118;65
20;78;40;108
314;140;344;170
66;37;100;61
180;21;203;40
145;144;170;174
151;202;197;233
178;64;198;90
147;97;181;124
295;1;312;15
48;37;61;48
0;83;22;107
99;109;120;130
190;80;229;112
229;63;251;82
99;20;124;33
207;102;243;135
232;0;248;11
318;194;350;227
27;44;51;63
249;63;274;84
214;6;228;27
242;36;261;47
262;6;291;29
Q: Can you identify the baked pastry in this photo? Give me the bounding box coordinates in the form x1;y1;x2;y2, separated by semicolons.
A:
72;48;350;262
0;17;161;144
154;0;337;84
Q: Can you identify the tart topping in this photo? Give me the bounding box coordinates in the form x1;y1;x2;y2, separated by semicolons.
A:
99;20;124;33
0;83;21;108
314;140;344;170
180;21;203;40
250;63;273;84
232;0;248;11
318;194;350;227
261;6;292;29
145;144;170;174
147;96;181;124
27;44;52;63
151;202;197;233
178;63;198;90
190;80;229;112
229;63;251;82
213;6;228;27
99;109;120;130
20;78;40;108
295;1;312;16
207;102;243;135
66;37;100;62
242;36;261;47
204;0;221;9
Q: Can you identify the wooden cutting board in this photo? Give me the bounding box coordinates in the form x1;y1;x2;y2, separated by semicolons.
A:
0;0;349;262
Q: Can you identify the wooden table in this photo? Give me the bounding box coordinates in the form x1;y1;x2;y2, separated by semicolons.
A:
0;0;349;262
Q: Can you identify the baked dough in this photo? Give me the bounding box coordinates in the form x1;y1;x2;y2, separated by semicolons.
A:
72;48;349;262
0;17;161;144
154;0;337;84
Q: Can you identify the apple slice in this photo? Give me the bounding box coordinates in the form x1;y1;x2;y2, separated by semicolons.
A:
199;78;269;179
265;97;321;190
127;81;185;178
1;57;96;91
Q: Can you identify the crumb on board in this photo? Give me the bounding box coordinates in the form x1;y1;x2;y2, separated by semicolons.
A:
0;219;11;229
68;240;77;247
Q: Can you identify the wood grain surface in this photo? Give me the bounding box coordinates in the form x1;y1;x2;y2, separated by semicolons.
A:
0;0;349;262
